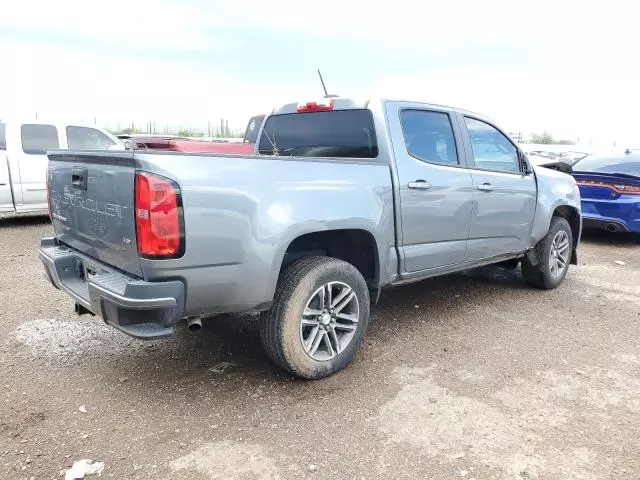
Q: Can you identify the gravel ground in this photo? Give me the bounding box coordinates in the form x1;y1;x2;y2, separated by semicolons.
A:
1;215;639;480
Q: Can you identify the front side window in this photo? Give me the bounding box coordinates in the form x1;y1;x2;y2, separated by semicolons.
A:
465;117;520;173
66;126;116;150
400;110;459;165
21;124;59;155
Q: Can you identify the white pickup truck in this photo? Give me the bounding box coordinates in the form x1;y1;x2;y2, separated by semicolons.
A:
0;121;123;214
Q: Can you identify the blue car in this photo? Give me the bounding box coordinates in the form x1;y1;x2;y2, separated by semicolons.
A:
572;150;640;233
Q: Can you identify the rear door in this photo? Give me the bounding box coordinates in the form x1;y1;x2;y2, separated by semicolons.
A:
0;123;14;212
459;115;537;261
15;123;61;207
48;151;142;276
386;102;474;273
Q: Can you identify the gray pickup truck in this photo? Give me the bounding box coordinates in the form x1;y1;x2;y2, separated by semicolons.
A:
40;96;582;379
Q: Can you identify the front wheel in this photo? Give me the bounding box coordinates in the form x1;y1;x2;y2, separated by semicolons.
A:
522;217;573;289
260;256;370;379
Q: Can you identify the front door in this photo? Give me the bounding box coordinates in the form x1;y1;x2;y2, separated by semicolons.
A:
460;115;537;261
386;103;474;273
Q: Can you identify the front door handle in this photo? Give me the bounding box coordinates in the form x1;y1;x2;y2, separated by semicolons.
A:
477;183;494;192
408;180;432;190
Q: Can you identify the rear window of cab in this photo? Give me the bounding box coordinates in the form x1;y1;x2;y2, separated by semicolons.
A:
258;110;378;158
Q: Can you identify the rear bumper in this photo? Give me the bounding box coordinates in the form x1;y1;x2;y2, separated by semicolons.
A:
582;217;632;233
39;237;185;339
580;198;640;233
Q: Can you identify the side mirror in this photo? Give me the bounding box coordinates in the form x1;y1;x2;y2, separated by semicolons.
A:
519;151;533;175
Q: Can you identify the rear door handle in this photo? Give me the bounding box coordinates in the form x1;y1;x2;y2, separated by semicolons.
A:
477;183;494;192
408;180;432;190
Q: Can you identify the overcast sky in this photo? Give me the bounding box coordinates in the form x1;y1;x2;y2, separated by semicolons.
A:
0;0;637;145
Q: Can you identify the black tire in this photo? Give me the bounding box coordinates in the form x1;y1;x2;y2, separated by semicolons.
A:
260;256;370;379
522;217;573;289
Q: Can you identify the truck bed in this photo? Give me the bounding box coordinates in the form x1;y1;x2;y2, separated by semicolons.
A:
46;150;395;318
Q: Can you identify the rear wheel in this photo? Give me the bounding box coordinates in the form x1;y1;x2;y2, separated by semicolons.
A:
260;256;370;379
522;217;573;289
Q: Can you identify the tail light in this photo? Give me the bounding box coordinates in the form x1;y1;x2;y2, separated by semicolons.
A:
297;99;334;113
577;179;640;195
135;172;184;258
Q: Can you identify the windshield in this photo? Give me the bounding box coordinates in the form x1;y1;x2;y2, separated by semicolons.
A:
573;153;640;176
258;110;378;158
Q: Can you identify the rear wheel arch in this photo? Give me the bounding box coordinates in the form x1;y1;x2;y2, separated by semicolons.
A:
272;228;382;303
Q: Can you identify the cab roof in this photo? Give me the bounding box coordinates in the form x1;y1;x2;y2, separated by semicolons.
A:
269;95;488;120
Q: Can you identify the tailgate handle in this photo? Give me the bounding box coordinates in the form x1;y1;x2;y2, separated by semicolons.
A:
71;167;88;190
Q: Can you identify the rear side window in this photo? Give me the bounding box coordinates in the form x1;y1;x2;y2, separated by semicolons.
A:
465;117;520;173
0;123;6;150
66;126;116;150
21;124;59;155
400;110;458;165
258;110;378;158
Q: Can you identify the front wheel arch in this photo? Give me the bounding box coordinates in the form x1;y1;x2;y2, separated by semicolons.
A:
551;205;581;265
522;216;573;289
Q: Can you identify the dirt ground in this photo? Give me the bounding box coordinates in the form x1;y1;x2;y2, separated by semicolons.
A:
1;215;639;480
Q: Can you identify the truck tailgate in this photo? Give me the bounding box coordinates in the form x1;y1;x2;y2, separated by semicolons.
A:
48;151;142;277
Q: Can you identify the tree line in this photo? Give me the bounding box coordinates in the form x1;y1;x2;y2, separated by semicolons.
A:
528;131;575;145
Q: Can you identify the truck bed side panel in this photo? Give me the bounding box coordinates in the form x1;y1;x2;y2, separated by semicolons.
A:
133;153;395;316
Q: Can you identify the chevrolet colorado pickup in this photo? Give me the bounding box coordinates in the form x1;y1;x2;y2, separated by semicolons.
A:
40;97;582;379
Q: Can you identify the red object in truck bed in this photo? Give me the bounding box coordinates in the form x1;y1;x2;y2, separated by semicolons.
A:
127;136;255;154
168;140;255;154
